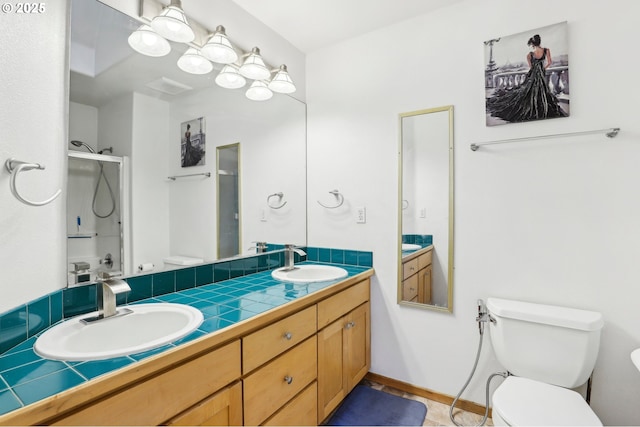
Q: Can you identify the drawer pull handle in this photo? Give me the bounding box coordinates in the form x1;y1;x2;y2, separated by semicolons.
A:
283;332;292;340
345;321;356;329
284;375;293;385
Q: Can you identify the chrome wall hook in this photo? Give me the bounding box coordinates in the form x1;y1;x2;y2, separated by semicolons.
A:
317;189;344;209
5;158;62;207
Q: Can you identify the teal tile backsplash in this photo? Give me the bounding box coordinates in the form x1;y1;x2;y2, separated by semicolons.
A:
0;250;372;417
0;247;373;354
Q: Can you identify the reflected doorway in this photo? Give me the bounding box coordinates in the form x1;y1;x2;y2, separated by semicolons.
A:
217;143;241;258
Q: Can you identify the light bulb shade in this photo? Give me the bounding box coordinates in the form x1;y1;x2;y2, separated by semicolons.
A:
239;47;270;80
177;48;213;74
150;4;195;43
268;65;296;94
128;24;171;57
215;65;247;89
246;80;273;101
201;26;238;64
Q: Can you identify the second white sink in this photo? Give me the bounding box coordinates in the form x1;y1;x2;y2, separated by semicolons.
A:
272;265;348;284
34;303;203;361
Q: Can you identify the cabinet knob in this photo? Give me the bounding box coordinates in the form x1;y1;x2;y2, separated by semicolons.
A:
345;321;356;329
283;332;292;340
284;375;293;385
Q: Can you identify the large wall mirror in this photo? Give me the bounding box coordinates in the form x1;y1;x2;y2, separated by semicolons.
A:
67;0;306;283
398;106;454;312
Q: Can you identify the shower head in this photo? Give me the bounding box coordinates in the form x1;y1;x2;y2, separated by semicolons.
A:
70;140;96;153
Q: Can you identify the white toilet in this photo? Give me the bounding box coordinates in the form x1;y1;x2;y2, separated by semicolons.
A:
487;297;604;426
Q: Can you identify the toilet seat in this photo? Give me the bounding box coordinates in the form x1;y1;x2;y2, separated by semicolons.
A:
492;376;602;426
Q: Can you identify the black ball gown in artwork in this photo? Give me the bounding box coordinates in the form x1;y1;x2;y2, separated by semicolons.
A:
487;48;567;123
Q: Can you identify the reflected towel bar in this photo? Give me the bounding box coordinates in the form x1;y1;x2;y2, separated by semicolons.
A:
470;127;620;151
168;172;211;180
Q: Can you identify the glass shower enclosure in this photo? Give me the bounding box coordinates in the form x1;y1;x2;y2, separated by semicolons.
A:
67;151;127;285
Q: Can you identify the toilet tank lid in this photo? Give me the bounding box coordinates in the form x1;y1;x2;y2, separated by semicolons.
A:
487;298;604;331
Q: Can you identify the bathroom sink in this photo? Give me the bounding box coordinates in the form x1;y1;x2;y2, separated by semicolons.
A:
271;265;348;284
402;243;421;251
34;303;203;361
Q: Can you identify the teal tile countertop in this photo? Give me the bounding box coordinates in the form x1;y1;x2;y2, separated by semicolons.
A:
0;262;371;417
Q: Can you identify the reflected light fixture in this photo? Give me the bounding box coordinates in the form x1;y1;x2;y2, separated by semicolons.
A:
177;48;213;74
239;47;270;80
201;25;238;64
127;24;171;57
150;0;195;43
268;64;296;94
246;80;273;101
215;65;247;89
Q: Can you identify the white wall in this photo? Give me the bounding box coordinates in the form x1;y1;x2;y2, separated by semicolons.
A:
306;0;640;424
0;3;68;312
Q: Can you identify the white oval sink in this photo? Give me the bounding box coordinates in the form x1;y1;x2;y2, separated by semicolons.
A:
34;303;203;361
272;265;348;284
402;243;421;251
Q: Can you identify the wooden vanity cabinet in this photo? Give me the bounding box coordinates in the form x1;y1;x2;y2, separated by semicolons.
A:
317;280;371;422
402;246;432;304
0;274;372;427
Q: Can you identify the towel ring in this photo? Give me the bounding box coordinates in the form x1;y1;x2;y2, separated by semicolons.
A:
5;158;62;207
402;199;409;210
317;189;344;209
267;192;287;209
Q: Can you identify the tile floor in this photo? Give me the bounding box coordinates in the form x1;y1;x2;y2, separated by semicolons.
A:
363;380;493;426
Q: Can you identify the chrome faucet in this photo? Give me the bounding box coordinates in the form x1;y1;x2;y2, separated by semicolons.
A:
250;241;268;253
282;244;306;271
82;274;131;323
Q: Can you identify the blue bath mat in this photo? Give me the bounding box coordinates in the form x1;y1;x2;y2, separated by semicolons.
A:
326;385;427;426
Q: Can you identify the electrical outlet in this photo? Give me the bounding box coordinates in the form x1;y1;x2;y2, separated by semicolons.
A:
260;209;267;222
356;206;366;224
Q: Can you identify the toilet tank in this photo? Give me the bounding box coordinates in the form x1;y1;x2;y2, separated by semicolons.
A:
487;298;604;388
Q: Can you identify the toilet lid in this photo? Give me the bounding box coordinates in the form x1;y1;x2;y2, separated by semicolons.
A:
493;376;602;426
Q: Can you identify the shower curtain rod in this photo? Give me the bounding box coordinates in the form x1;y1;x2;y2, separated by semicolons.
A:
470;127;620;151
168;172;211;180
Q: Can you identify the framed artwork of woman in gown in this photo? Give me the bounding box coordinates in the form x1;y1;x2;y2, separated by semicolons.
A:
484;22;569;127
180;117;206;167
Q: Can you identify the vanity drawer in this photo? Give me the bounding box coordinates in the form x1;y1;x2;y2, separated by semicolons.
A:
263;381;318;426
318;279;370;328
243;305;317;373
243;336;317;426
403;258;419;279
53;340;241;426
402;274;418;301
418;250;433;270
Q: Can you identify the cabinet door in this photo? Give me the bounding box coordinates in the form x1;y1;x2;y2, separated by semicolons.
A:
344;303;370;391
166;382;242;426
418;265;432;304
317;317;346;421
317;302;371;422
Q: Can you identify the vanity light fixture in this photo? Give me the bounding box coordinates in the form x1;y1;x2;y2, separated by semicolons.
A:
150;0;195;43
268;64;296;94
177;47;213;74
246;80;273;101
239;47;271;80
201;25;238;64
215;65;247;89
127;24;171;57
